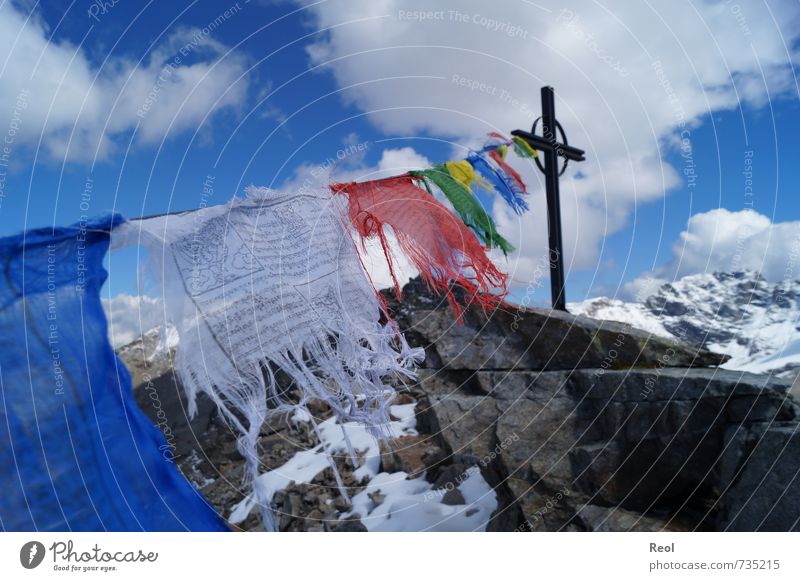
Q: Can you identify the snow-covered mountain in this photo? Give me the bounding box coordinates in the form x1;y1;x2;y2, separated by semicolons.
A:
116;324;179;365
570;271;800;378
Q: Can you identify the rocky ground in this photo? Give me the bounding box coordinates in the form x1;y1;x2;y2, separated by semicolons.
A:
120;278;800;531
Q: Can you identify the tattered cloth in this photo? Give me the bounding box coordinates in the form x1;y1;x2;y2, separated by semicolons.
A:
0;214;227;531
331;176;509;320
116;188;423;530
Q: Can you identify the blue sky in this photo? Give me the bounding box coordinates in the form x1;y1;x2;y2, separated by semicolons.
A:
1;0;799;315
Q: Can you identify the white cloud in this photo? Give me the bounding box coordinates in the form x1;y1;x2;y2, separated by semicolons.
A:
620;274;669;304
373;146;431;176
0;3;247;162
291;0;800;290
623;208;800;300
102;293;165;349
282;140;432;190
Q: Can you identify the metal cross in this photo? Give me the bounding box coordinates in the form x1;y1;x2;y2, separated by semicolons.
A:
512;86;586;311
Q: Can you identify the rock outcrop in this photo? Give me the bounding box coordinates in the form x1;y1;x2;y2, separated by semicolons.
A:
120;278;800;531
385;279;799;531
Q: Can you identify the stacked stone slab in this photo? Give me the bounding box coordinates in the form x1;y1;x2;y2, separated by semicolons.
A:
387;278;799;531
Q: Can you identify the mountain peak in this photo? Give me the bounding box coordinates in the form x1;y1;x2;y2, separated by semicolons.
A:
572;271;800;379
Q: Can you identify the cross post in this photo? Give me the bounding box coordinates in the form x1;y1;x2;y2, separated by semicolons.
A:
511;86;585;311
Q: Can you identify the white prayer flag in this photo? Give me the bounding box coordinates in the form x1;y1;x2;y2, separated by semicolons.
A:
114;187;423;529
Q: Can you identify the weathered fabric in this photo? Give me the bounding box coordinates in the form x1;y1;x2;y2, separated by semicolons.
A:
116;188;422;530
467;151;530;215
0;214;227;531
411;164;514;255
331;176;509;320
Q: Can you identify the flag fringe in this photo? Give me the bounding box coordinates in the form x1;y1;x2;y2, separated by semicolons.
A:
114;191;423;531
467;152;530;215
331;175;509;320
488;146;527;194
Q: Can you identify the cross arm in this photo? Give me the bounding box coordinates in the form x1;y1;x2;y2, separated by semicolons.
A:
511;129;586;162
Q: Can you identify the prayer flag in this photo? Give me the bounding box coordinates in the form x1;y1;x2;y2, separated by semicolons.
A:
0;214;228;531
117;188;423;530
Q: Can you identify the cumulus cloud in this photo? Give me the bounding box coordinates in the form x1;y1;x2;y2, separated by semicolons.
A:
102;294;165;349
0;2;248;162
291;0;800;290
623;209;800;300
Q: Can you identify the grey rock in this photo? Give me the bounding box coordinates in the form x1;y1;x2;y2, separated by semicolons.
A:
335;517;368;532
441;488;466;505
116;276;800;532
421;367;798;530
368;492;385;507
576;504;687;532
132;369;217;460
387;278;727;373
382;278;799;531
718;423;800;531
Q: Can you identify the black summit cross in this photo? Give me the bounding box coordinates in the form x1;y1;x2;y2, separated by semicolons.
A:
512;86;585;312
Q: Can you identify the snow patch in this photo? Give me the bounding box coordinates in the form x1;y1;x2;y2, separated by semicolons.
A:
227;402;498;530
343;466;497;532
228;403;418;524
569;297;671;338
147;325;179;361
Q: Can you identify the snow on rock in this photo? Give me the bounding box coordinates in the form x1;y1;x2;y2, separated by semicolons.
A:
229;402;495;528
316;403;418;482
343;466;497;532
147;324;179;362
228;447;331;524
727;335;800;375
115;324;178;366
569;296;672;338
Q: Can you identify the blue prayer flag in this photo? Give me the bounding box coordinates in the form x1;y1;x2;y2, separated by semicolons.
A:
0;214;228;531
467;151;529;215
